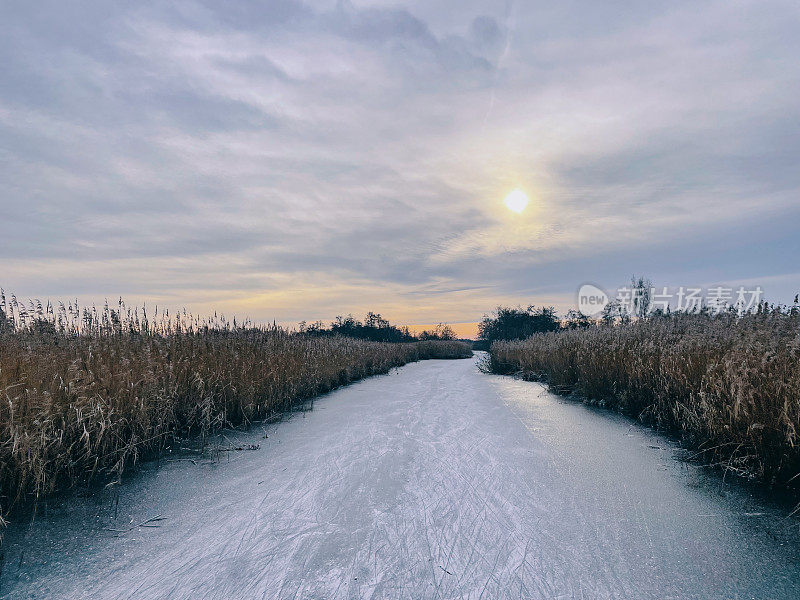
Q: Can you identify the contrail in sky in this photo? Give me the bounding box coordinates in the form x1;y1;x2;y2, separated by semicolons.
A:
482;0;517;129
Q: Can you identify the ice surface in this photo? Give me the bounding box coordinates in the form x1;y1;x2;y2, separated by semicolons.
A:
2;355;799;599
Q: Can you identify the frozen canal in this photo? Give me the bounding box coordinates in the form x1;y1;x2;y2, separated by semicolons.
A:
2;355;799;599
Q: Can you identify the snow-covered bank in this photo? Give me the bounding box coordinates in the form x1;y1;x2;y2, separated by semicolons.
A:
2;356;799;599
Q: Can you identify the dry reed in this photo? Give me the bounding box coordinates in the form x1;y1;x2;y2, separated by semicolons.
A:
490;309;800;491
0;294;471;519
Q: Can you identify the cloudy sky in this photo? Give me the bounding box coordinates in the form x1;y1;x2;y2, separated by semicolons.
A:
2;0;799;334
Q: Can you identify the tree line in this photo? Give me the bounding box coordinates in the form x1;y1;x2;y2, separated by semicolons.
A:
299;312;457;343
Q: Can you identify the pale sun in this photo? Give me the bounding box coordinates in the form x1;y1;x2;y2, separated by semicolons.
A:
504;189;530;214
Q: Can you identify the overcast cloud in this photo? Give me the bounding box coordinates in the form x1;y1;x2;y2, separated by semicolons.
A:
2;0;799;329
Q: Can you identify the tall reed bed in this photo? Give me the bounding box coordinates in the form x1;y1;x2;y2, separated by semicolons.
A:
0;295;471;519
490;310;800;491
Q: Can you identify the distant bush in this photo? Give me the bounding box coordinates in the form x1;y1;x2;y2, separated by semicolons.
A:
478;306;560;343
416;323;457;341
489;307;800;493
301;311;416;342
300;312;459;343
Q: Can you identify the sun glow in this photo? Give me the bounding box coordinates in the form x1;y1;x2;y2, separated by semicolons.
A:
504;189;530;214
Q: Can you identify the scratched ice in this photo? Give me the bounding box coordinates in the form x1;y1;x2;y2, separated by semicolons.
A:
2;356;799;599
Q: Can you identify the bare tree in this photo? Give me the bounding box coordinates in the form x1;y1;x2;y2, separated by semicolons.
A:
631;275;653;318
